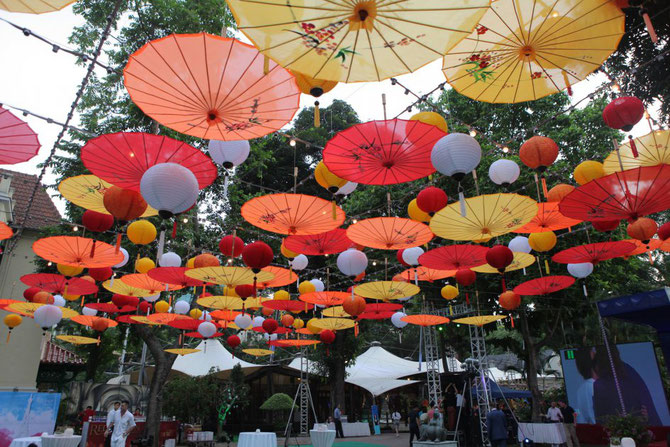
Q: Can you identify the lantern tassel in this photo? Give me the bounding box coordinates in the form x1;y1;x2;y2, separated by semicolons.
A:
465;292;469;305
522;267;527;276
541;176;549;200
6;329;11;343
458;190;466;217
114;233;122;254
501;275;506;292
648;251;653;265
562;71;573;96
642;10;658;43
172;220;177;239
583;283;588;297
81;296;85;307
90;239;97;258
510;315;515;328
314;101;320;128
354;322;359;337
628;135;639;158
157;230;166;261
545;259;550;274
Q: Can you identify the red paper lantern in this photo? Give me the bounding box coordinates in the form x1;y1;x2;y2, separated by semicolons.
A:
235;284;255;299
103;186;147;222
227;334;241;349
627;217;657;242
416;186;448;215
82;210;115;233
486;245;514;272
281;314;294;327
138;301;151;314
242;241;274;272
262;318;279;334
23;287;41;301
199;291;213;298
194;253;220;268
342;295;366;316
396;249;409;267
592;220;620;233
499;291;521;310
658;222;670;241
219;235;244;257
88;267;113;282
92;318;110;332
603;97;645;132
320;329;336;344
112;294;139;308
455;269;476;286
519;136;559;172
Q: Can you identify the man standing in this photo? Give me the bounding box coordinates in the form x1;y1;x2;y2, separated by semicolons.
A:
108;401;136;447
408;406;420;447
105;402;120;447
546;402;563;423
559;401;580;447
486;403;508;447
333;404;344;439
391;409;402;437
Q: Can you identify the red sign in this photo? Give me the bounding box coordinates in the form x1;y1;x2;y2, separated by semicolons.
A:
85;421;179;447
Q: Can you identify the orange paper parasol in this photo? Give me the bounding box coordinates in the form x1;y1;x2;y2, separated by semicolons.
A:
299;291;350;307
124;33;300;140
393;267;455;283
269;339;320;348
257;266;297;289
147;313;190;325
0;222;13;240
626;238;664;256
33;236;125;268
120;273;184;293
71;315;118;329
346;217;433;250
242;193;345;235
209;310;243;321
514;202;581;233
401;314;450;327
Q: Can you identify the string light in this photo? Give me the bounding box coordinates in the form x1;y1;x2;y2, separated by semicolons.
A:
227;258;233;264
47;262;52;266
372;261;377;266
611;83;621;93
502;146;509;153
73;226;79;232
289;139;296;147
469;129;477;137
182;218;188;223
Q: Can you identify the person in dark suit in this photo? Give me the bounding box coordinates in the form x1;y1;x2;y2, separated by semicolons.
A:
486;403;508;447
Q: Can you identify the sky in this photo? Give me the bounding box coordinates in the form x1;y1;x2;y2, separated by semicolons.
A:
0;5;656;216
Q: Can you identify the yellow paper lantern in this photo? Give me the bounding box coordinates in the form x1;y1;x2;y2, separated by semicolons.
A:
315;161;347;193
135;257;156;274
306;317;321;334
189;308;202;319
4;314;22;329
57;264;83;277
441;285;459;300
126;220;157;245
292;318;305;330
574;161;605;185
298;281;316;295
409;111;448;133
186;257;196;269
292;71;338;97
408;199;431;223
274;290;290;301
528;231;557;252
223;286;239;297
63;293;80;302
281;242;298;258
154;301;169;313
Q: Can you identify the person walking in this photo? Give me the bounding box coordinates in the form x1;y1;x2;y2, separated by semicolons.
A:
408;406;421;447
392;409;402;437
559;401;580;447
108;401;136;447
546;402;564;423
333;404;344;439
486;403;508;447
104;402;120;447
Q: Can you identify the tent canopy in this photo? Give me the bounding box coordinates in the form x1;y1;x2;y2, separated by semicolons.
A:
172;340;261;377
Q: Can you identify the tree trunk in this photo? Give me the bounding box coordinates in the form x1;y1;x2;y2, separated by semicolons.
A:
331;333;346;414
134;325;177;447
85;341;101;381
518;309;543;422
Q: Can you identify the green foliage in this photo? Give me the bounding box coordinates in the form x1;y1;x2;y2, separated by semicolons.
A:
259;393;297;411
604;413;654;446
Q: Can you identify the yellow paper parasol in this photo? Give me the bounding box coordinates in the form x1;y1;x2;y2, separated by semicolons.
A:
354;281;420;301
185;266;274;287
58;175;158;217
165;348;201;356
103;280;156;298
197;296;244;310
442;0;624;103
322;306;351;318
55;335;99;345
227;0;490;83
430;193;537;241
310;318;355;332
129;316;162;325
472;252;535;273
243;297;271;310
244;348;275;357
603;130;670;174
7;302;78;319
0;0;74;13
454;315;506;326
120;274;183;293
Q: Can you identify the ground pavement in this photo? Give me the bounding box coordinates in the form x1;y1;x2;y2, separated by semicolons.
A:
230;433;413;447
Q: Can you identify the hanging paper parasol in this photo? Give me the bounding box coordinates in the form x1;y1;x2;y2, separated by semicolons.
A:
58;175;158;217
0;299;21;310
299;291;349;307
20;273;98;295
310;318;355;331
358;311;395;320
513;275;575;296
244;348;275;357
559;166;670;222
453;315;506;326
185;331;223;339
347;217;433;250
514;202;581;233
55;335;99;345
147;267;204;287
167;318;202;330
243;297;270;310
118;315;159;325
0;0;74;13
165;348;201;356
0;222;13;240
430;194;537;241
33;236;125;268
418;244;489;270
284;229;353;256
197;296;244;310
401;314;450;327
323;120;446;185
603;130;670;174
393;267;455;283
71;315;119;329
552;241;635;264
364;302;403;313
84;303;135;314
185;266;273;287
257;266;297;289
323;306;350;318
353;281;420;301
262;300;305;313
270;339;320;348
6;302;78;319
442;0;624;103
147;313;191;325
626;238;664;256
120;274;184;293
81;132;217;191
472;252;535;273
124;33;300;140
253;326;292;335
102;280;156;298
209;310;242;322
227;0;490;83
241;194;345;235
0;106;40;165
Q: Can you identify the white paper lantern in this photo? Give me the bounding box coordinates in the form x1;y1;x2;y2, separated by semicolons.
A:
337;248;368;277
208;140;250;169
143;293;161;303
488;159;520;186
252;316;265;328
234;313;252;329
82;306;98;316
290;254;308;271
567;263;594;279
264;333;278;341
310;279;325;292
402;246;424;266
34;304;62;328
52;294;65;307
336;182;358;196
174;300;190;314
140;163;199;219
159;251;182;267
199;310;212;321
431;133;482;181
113;248;129;268
197;321;217;339
508;236;532;254
391;312;408;328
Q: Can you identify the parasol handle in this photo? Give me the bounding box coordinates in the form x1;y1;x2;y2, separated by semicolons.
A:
641;9;658;43
381;93;387;121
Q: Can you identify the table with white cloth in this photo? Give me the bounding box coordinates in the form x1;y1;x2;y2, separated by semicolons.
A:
518;423;567;445
309;429;335;447
326;422;370;437
9;437;42;447
41;435;81;447
236;432;277;447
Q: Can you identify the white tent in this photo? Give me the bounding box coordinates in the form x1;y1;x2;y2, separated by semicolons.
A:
172;340;261;376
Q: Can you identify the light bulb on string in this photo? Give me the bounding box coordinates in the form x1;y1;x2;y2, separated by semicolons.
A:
469;129;477;137
73;226;79;232
183;218;188;223
289;139;296;147
502;146;509;153
611;83;621;93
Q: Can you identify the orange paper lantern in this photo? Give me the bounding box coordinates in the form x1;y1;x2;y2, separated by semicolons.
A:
103;186;147;222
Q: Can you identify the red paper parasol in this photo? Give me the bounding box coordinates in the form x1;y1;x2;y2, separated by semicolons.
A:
269;339;320;348
33;236;124;268
0;222;13;240
365;303;403;313
401;314;450;327
626;238;664;256
241;193;345;235
252;326;292;335
262;300;305;312
323;119;446;185
514;202;582;233
418;245;489;270
346;217;433;250
299;291;349;307
513;276;575;296
124;33;299;141
257;266;297;289
85;302;136;314
71;315;119;329
147;313;191;325
0;106;40;165
117;315;156;325
20;273;98;295
81;132;217;191
559;166;670;222
185;331;224;339
147;267;204;287
393;267;455;283
284;229;353;256
167;318;201;330
358;311;395;320
552;241;635;264
120;273;184;293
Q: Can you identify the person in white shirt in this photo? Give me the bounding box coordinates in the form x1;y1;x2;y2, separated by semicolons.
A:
105;402;120;447
546;401;564;423
108;401;136;447
391;409;401;437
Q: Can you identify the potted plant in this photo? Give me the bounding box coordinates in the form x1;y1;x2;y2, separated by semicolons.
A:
260;393;298;433
603;414;653;447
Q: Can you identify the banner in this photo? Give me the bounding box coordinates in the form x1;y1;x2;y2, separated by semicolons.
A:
0;392;61;447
